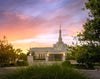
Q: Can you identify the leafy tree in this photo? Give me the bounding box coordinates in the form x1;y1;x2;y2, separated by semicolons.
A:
0;36;16;64
15;48;27;61
69;0;100;67
27;49;35;56
0;36;28;67
66;46;76;60
16;49;22;55
19;53;27;61
78;0;100;44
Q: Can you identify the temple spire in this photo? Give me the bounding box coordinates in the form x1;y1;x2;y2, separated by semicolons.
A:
60;24;61;30
58;25;62;42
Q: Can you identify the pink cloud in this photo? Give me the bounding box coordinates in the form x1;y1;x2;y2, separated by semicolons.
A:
0;11;55;41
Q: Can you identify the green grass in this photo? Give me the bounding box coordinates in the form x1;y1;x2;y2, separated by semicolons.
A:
1;64;89;79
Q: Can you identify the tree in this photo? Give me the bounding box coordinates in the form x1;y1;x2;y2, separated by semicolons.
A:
15;48;28;61
79;0;100;65
16;48;22;55
19;53;27;61
0;36;17;64
69;0;100;67
78;0;100;44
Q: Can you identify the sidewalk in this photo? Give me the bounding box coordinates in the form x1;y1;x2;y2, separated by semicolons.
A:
80;69;100;79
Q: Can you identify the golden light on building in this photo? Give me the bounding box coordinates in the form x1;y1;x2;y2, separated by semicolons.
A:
63;52;65;56
29;53;31;56
47;53;49;56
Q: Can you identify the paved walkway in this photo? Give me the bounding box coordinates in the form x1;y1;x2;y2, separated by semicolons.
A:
0;67;18;76
80;70;100;79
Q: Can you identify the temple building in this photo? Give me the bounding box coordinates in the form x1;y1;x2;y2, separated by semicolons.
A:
30;25;68;61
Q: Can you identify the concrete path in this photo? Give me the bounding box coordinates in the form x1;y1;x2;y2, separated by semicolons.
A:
0;67;18;76
80;70;100;79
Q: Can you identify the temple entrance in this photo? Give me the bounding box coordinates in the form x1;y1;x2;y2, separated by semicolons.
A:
49;54;63;61
34;54;45;60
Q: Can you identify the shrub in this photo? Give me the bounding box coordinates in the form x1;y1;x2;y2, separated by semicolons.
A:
62;60;71;66
93;63;100;66
2;64;88;79
0;63;17;67
16;61;28;66
0;63;10;67
71;64;94;69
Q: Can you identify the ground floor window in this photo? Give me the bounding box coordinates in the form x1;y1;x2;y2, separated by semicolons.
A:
49;54;63;61
34;54;45;60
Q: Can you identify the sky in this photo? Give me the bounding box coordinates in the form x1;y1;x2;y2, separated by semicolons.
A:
0;0;88;53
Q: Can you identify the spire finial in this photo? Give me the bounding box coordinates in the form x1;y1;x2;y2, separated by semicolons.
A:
60;24;61;30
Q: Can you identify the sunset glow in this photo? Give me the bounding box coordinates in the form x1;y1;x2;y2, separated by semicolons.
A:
0;0;88;53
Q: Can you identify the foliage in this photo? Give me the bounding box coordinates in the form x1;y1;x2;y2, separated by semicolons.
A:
18;53;27;61
68;0;100;68
27;49;35;56
62;60;71;66
78;0;100;43
0;63;17;67
93;63;100;66
71;64;94;69
69;44;100;68
0;36;28;67
2;64;88;79
66;46;76;60
0;63;10;67
16;61;28;66
0;36;17;64
16;49;27;62
26;49;30;56
0;61;28;67
66;53;75;60
85;0;100;18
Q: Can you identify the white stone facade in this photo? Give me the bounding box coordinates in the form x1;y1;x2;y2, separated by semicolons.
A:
30;25;68;61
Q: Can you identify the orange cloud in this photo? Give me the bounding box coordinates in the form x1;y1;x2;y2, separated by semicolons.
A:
0;11;54;42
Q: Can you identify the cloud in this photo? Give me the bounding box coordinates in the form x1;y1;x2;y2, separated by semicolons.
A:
0;11;51;41
0;0;88;53
46;0;57;2
0;0;42;11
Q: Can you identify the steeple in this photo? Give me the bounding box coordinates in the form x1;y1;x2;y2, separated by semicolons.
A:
58;25;62;43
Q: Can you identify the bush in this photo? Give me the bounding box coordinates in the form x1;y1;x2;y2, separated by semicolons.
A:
2;64;88;79
16;61;28;66
93;63;100;66
62;60;71;66
71;64;94;69
0;63;10;67
0;63;17;67
66;53;75;60
0;61;28;67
